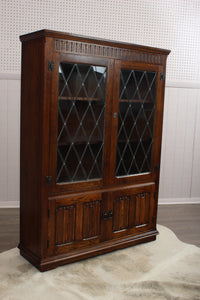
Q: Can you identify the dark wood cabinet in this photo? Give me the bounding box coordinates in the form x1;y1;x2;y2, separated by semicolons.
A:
19;29;170;271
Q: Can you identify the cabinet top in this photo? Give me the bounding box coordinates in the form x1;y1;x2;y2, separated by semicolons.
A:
20;29;170;55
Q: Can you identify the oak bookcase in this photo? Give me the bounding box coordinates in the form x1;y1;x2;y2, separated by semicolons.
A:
19;29;170;271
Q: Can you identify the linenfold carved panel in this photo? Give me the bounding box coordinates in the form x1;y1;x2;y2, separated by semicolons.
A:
54;39;162;64
83;200;101;239
135;192;150;226
113;192;151;232
55;205;75;245
113;196;131;231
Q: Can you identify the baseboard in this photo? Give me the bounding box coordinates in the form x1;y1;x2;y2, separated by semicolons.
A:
1;198;200;208
159;197;200;205
165;80;200;89
0;201;19;208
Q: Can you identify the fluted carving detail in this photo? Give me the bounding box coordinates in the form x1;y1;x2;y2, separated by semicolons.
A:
54;39;162;64
55;205;75;245
82;200;101;239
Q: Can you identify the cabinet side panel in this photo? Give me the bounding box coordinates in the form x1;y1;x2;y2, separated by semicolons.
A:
20;38;44;257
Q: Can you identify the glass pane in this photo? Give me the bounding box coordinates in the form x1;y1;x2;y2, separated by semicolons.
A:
57;63;107;183
116;69;157;177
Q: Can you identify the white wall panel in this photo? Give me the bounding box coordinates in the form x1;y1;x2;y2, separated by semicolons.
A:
0;78;200;207
0;80;8;205
7;80;20;205
191;89;200;198
0;79;20;207
159;87;200;204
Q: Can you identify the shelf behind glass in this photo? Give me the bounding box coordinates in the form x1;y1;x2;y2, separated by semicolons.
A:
119;98;154;103
59;96;104;102
57;139;104;146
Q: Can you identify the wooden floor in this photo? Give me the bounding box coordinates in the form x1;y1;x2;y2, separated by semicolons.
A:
0;204;200;253
0;208;19;253
157;204;200;247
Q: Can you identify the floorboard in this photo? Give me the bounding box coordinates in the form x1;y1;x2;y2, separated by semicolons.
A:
0;208;19;252
157;204;200;247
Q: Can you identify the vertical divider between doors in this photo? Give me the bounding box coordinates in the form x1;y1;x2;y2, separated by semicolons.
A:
100;192;114;242
108;60;121;185
102;59;115;185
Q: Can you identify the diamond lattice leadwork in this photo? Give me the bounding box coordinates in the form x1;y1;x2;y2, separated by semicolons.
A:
116;69;157;177
57;63;107;183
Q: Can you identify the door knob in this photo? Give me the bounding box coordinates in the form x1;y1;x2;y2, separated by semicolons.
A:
102;210;113;219
108;210;113;218
103;210;108;220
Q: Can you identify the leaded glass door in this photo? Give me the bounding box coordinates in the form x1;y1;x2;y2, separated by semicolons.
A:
57;62;107;183
111;61;162;184
49;55;112;192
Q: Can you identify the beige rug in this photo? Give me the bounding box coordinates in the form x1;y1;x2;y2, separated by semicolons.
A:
0;225;200;300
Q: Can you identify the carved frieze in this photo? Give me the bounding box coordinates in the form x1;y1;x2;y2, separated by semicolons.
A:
54;39;162;64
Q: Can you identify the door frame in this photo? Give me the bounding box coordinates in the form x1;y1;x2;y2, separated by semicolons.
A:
48;53;114;195
108;60;164;186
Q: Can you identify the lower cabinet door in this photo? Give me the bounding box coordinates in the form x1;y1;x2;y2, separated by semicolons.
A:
111;184;156;240
47;184;156;257
48;193;103;255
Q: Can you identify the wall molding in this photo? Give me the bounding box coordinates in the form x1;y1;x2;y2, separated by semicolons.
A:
166;80;200;89
0;73;20;80
0;198;199;208
159;197;200;205
0;73;199;89
0;202;20;208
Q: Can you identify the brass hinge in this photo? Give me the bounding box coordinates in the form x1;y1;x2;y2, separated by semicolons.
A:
154;164;159;172
47;240;49;249
48;61;54;71
160;72;165;81
152;215;156;224
45;176;52;185
48;209;50;219
154;191;157;200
